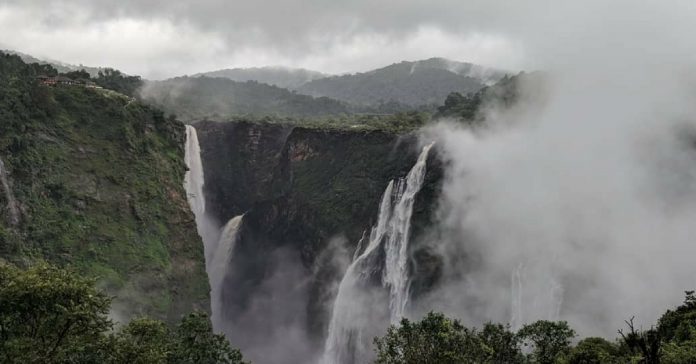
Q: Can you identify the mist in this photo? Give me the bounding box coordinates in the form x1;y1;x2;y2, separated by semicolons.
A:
417;0;696;337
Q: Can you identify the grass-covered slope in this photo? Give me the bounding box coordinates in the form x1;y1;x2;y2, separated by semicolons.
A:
0;52;208;322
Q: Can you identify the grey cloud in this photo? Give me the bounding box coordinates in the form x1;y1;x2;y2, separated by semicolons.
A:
3;1;696;78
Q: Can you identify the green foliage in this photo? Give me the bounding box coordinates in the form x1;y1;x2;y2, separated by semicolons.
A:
0;263;111;363
170;312;246;364
518;320;575;364
618;318;662;364
63;69;91;81
565;337;621;364
215;111;431;134
374;313;525;364
479;323;524;363
113;318;171;364
110;313;247;364
658;291;696;343
435;72;538;123
374;312;488;364
0;51;208;321
0;263;245;364
95;68;143;97
141;76;351;121
374;292;696;364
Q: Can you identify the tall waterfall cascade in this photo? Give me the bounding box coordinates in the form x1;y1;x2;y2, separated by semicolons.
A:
0;157;20;226
321;142;434;364
184;125;239;331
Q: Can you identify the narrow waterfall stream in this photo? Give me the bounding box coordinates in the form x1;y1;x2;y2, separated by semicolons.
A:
0;157;20;226
321;142;434;364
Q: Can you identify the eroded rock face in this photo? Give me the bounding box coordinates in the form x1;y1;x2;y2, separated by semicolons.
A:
195;120;443;362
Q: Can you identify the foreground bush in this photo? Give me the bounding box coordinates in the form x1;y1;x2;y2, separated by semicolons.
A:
0;263;246;364
374;292;696;364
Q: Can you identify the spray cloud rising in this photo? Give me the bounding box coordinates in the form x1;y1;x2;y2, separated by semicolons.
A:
417;0;696;337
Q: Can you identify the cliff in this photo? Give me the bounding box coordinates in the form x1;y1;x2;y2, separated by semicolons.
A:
195;120;443;352
0;52;208;322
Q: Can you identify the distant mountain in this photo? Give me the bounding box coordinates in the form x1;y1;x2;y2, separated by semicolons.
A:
194;66;328;89
408;57;507;85
140;76;350;121
296;58;504;107
4;49;108;77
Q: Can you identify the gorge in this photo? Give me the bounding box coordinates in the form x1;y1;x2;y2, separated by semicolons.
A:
184;120;442;363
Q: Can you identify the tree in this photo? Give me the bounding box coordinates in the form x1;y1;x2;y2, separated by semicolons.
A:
566;337;621;364
618;317;661;364
63;69;91;81
95;68;143;97
0;263;112;363
0;263;247;364
112;318;171;364
479;323;524;364
517;320;575;364
657;291;696;343
374;312;487;364
171;311;246;364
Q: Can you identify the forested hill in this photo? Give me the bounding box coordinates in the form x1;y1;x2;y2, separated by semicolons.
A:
0;52;209;321
140;76;351;121
194;66;328;89
296;58;494;107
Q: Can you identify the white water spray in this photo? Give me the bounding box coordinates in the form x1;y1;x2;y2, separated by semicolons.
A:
0;157;19;226
210;214;244;330
321;142;434;364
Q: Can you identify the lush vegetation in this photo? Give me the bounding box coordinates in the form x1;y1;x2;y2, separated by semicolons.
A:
210;111;431;134
0;263;244;364
93;68;143;97
435;71;544;124
374;293;696;364
0;52;208;321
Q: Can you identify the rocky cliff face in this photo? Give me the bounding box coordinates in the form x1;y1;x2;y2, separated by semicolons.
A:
195;120;442;360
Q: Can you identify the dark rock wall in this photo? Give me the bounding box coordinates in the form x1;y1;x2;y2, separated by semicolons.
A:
195;120;442;352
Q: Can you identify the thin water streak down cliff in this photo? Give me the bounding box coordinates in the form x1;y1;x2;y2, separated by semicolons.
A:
0;157;20;226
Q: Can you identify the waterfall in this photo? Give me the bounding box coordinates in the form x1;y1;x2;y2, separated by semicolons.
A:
183;125;219;262
509;262;564;330
0;157;20;226
321;142;434;364
184;124;232;330
184;126;205;220
210;214;244;331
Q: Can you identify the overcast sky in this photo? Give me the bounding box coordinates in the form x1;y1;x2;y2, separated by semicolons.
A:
1;1;695;79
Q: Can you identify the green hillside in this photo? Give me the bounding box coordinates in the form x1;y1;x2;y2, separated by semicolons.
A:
0;52;208;322
140;76;351;121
